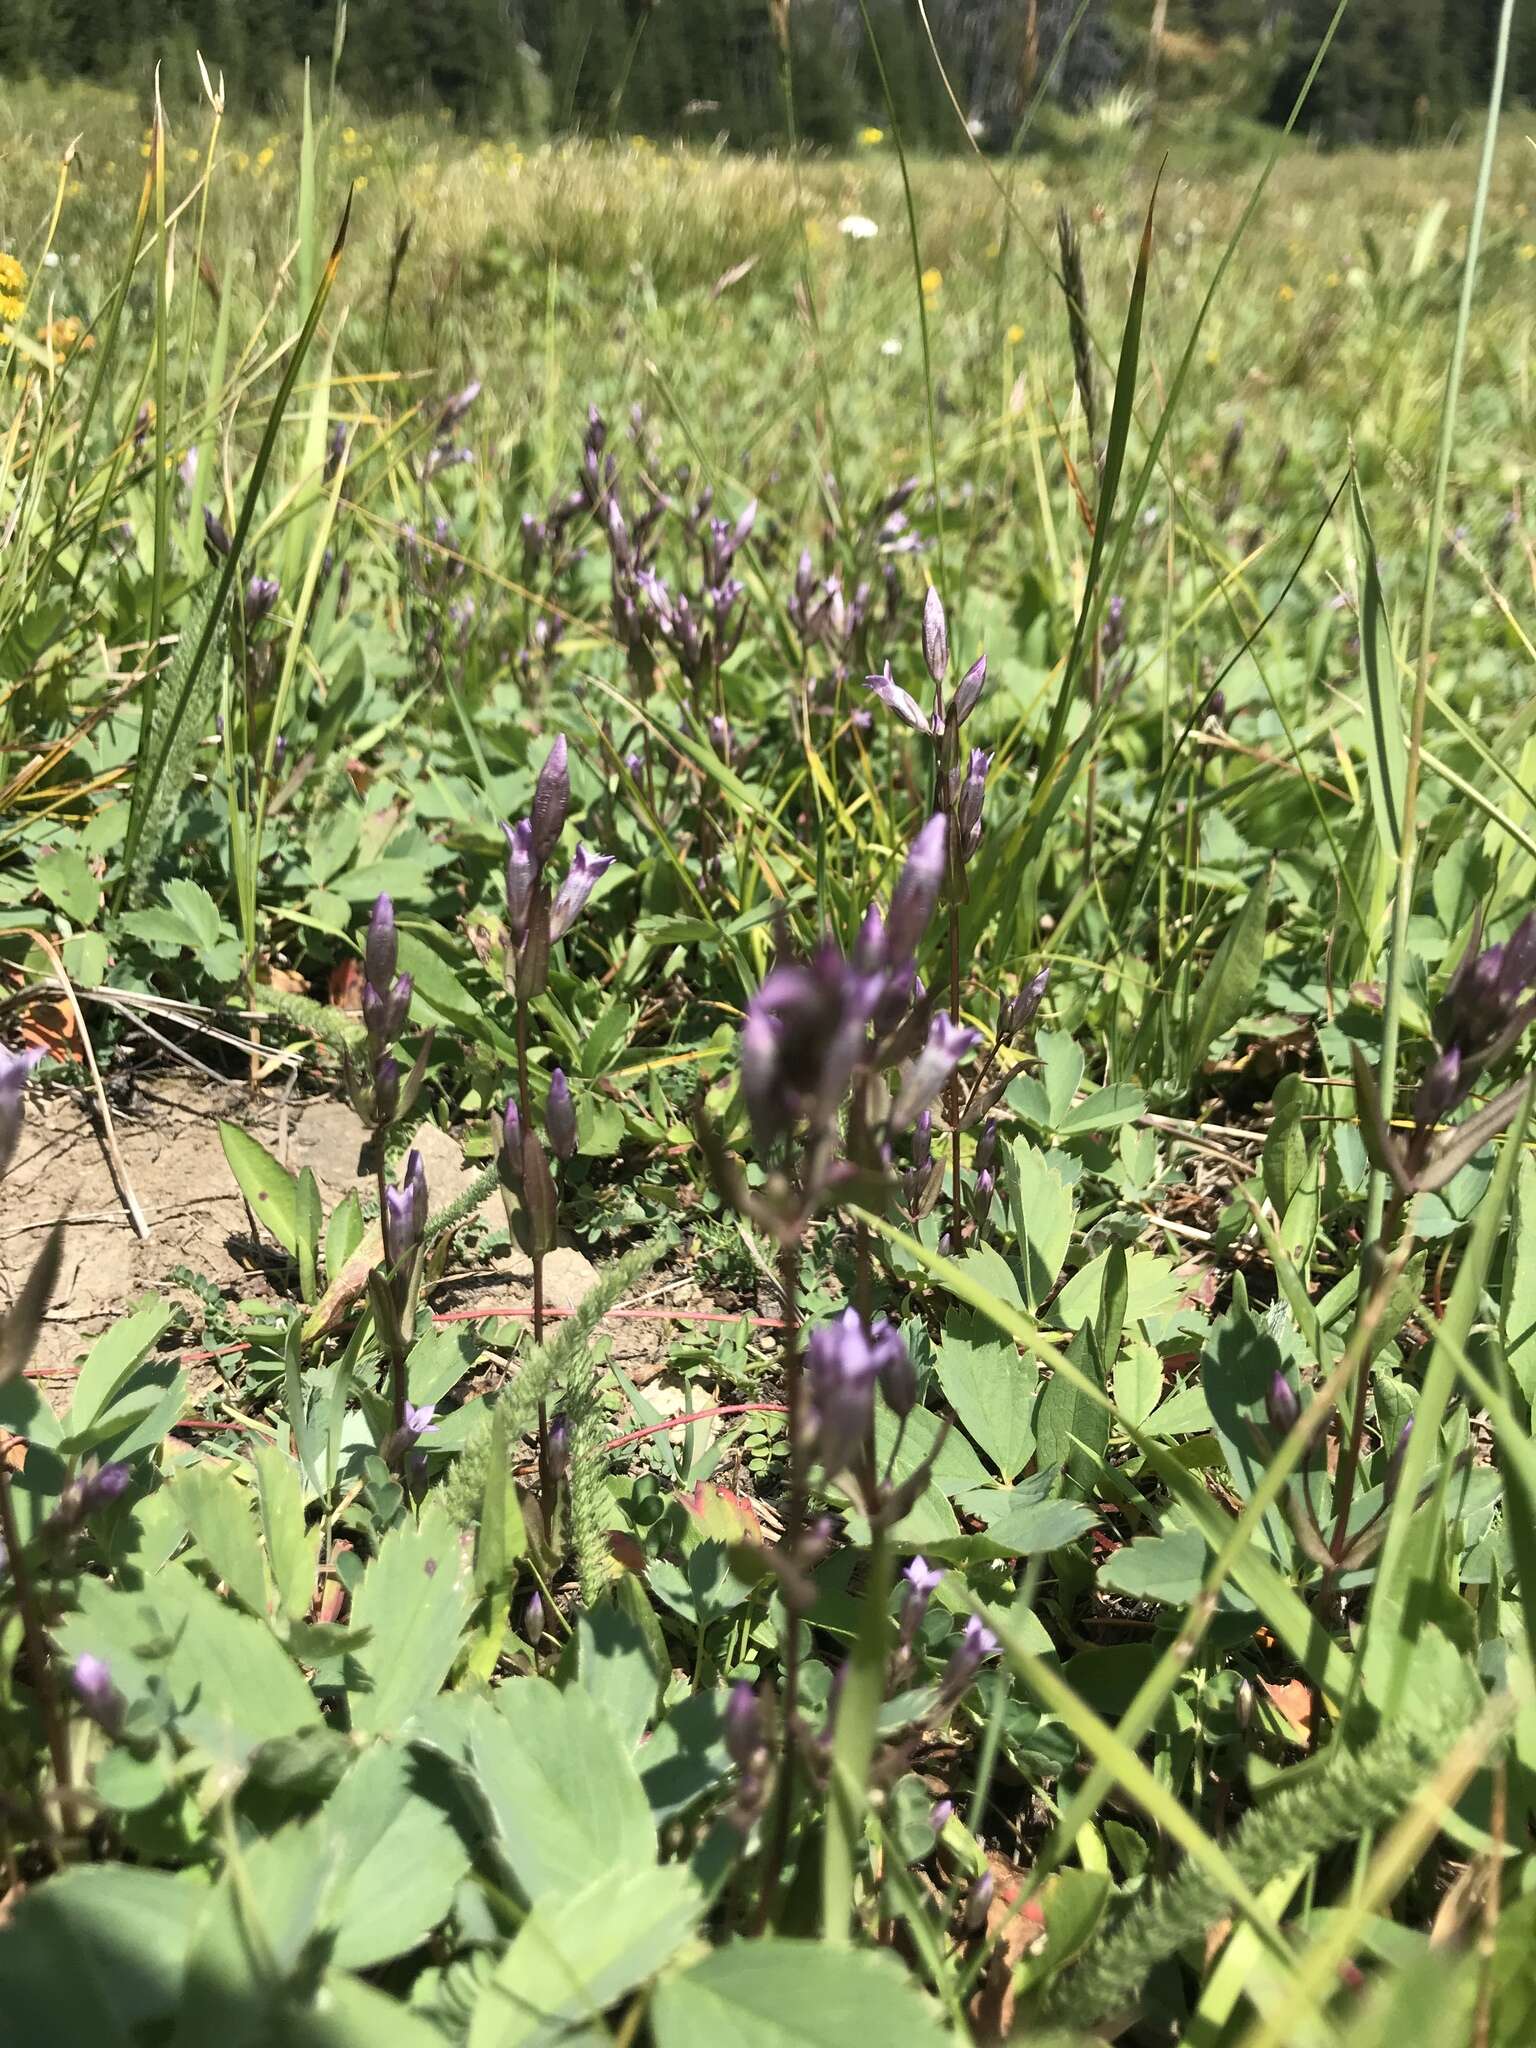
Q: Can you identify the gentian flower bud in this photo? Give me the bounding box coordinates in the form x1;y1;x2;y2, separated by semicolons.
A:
1004;966;1050;1037
892;1013;981;1131
503;819;538;943
365;893;398;995
373;1053;401;1126
1102;593;1126;659
725;1681;766;1772
1412;1046;1464;1128
547;1412;571;1479
962;1870;994;1933
972;1167;996;1224
950;653;988;728
524;1591;546;1646
0;1044;43;1184
871;1317;916;1419
500;1098;523;1176
1265;1370;1300;1436
362;972;413;1054
930;1798;954;1832
520;1125;560;1255
912;1110;932;1172
942;1616;999;1698
531;735;570;864
81;1463;132;1513
864;661;928;734
244;575;280;626
975;1119;998;1174
546;1068;578;1160
901;1555;944;1647
956;748;992;861
855;903;886;972
383;1149;428;1267
922;585;949;684
805;1309;883;1475
204;505;232;556
72;1652;121;1731
548;846;615;943
885;814;948;965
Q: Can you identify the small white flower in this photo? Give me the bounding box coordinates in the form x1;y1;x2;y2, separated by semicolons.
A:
880;337;903;358
838;214;879;240
42;251;60;268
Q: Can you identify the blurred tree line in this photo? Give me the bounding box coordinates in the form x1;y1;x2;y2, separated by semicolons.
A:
0;0;1527;148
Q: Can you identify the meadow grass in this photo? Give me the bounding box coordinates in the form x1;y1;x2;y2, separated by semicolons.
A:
2;53;1536;2046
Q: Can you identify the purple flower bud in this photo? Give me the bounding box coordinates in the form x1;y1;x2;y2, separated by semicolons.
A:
503;818;538;943
531;735;571;864
524;1591;546;1646
373;1052;401;1126
244;575;280;626
546;1068;578;1160
885;814;948;964
547;1412;571;1479
1102;593;1126;659
1005;967;1050;1037
972;1167;996;1224
501;1098;523;1171
930;1798;954;1832
439;379;481;431
549;845;615;943
1412;1045;1464;1128
739;946;881;1152
951;654;988;728
962;1870;994;1932
72;1652;119;1726
383;1149;428;1267
805;1309;884;1475
901;1555;944;1646
178;446;199;490
204;505;232;556
956;748;992;860
975;1119;999;1174
922;585;949;684
855;903;886;971
872;1317;916;1419
0;1044;43;1184
364;893;398;994
864;662;929;735
81;1463;132;1512
362;972;413;1054
892;1012;981;1131
725;1681;764;1771
1265;1371;1300;1436
942;1615;1000;1697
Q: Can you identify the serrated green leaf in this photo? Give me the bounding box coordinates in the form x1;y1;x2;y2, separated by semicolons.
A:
934;1312;1037;1481
219;1122;301;1256
651;1940;950;2048
347;1500;475;1734
168;1460;267;1618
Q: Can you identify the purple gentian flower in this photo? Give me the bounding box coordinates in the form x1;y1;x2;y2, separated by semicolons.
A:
0;1044;43;1184
892;1013;981;1131
548;846;615;943
545;1069;578;1160
383;1149;428;1267
884;814;948;965
530;735;570;864
365;893;398;995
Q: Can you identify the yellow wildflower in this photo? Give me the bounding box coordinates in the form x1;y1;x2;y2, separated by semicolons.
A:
921;267;942;294
232;150;250;172
0;252;26;327
257;146;275;170
1006;322;1025;345
859;126;884;145
342;126;359;145
1521;244;1536;262
39;315;91;354
181;146;200;165
140;141;152;158
354;175;368;191
1276;282;1295;301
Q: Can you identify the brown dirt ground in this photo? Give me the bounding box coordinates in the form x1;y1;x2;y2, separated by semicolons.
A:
1;1073;707;1403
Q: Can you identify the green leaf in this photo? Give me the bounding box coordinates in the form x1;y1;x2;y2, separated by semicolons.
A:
1185;866;1271;1076
35;846;99;925
1001;1140;1075;1308
322;1743;470;1969
56;1566;321;1768
1352;469;1407;859
467;1865;700;2048
1056;1083;1146;1136
347;1500;475;1734
575;1604;661;1754
1035;1324;1109;1493
1501;1149;1536;1406
934;1312;1037;1481
434;1681;657;1904
65;1293;176;1438
1037;1029;1086;1126
1099;1524;1254;1612
0;1864;203;2045
1055;1248;1182;1334
295;1166;323;1304
168;1460;268;1617
219;1122;301;1256
162;878;225;954
252;1441;318;1622
947;1475;1098;1556
651;1940;950;2048
325;1190;365;1285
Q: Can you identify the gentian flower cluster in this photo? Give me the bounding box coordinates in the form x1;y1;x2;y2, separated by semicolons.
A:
346;892;432;1141
501;735;614;999
1357;907;1536;1195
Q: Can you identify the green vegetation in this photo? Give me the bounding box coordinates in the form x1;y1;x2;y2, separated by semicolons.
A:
4;9;1536;2044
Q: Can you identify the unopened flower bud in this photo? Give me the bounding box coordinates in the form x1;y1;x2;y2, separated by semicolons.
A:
524;1591;546;1646
365;893;398;994
546;1068;578;1160
1265;1370;1299;1436
382;1149;428;1267
530;734;570;864
922;585;949;684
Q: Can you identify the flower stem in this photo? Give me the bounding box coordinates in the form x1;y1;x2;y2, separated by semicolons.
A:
0;1464;71;1854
